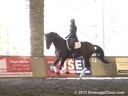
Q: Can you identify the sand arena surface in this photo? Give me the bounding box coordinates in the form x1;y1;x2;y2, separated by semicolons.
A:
0;78;127;96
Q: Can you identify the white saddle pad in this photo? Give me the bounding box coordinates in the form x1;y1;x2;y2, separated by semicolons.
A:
74;42;81;49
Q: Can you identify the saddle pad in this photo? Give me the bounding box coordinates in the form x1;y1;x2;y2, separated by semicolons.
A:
74;42;81;49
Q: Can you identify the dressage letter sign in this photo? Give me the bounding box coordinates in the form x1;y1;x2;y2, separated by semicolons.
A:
116;58;128;74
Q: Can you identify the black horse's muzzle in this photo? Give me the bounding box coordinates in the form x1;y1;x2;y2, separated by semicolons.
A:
46;42;51;49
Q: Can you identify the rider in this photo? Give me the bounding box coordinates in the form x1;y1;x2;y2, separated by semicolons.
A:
66;19;78;57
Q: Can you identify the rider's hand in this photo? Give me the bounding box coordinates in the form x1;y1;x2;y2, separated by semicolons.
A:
65;36;68;39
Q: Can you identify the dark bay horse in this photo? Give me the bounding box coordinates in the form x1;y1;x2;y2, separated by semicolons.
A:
44;32;109;79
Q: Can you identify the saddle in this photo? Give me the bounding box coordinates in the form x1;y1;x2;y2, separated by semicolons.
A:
66;39;81;50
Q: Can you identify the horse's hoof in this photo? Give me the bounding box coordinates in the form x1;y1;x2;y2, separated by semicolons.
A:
56;72;60;75
79;77;82;80
65;71;70;74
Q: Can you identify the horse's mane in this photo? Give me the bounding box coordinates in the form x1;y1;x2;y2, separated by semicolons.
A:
48;32;64;40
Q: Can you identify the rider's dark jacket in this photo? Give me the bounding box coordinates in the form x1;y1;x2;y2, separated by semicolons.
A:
66;23;78;41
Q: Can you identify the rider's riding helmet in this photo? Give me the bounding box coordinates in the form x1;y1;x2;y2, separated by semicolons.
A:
70;19;75;23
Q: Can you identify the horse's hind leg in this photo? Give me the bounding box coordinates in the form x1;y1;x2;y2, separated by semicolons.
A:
79;57;90;79
79;67;87;80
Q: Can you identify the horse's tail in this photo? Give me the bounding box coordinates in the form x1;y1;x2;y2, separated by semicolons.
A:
94;45;109;64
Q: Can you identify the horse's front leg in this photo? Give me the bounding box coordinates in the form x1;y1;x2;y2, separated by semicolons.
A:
53;57;61;75
59;58;70;74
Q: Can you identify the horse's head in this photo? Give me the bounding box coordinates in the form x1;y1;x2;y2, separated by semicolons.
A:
44;32;64;49
45;33;53;49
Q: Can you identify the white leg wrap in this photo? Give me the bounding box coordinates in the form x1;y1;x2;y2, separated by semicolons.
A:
60;69;65;74
53;66;58;73
79;67;87;79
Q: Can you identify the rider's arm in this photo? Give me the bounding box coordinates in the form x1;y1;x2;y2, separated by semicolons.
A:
65;33;71;39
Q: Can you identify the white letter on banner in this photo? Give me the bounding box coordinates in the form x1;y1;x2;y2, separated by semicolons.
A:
68;59;74;70
75;60;83;70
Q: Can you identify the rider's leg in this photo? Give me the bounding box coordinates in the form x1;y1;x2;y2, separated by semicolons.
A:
71;43;76;57
71;48;76;57
69;37;76;57
70;39;75;57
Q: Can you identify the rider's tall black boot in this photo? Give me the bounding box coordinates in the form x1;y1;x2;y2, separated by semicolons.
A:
72;48;76;57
